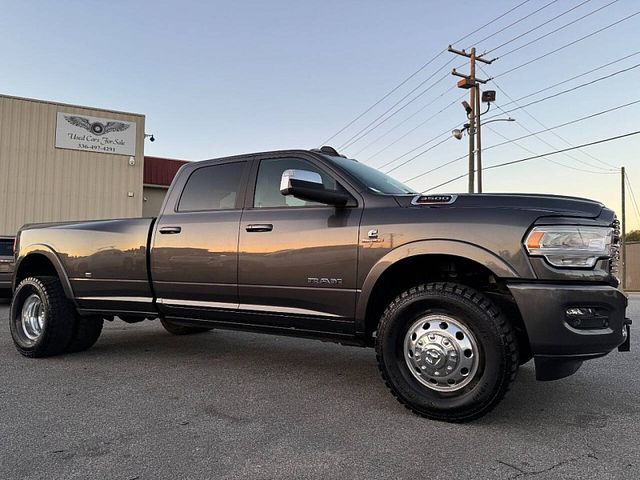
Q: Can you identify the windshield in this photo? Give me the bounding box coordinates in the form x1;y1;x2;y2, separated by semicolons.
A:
324;156;417;195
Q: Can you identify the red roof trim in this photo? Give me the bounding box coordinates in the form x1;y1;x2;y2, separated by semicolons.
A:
144;156;189;186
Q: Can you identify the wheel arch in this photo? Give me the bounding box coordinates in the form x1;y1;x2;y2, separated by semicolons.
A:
14;245;76;304
356;240;529;354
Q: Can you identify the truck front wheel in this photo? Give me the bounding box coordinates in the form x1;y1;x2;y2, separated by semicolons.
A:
10;276;77;358
376;283;519;422
160;318;213;335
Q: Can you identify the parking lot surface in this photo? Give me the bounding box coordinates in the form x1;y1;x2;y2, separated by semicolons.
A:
0;295;639;480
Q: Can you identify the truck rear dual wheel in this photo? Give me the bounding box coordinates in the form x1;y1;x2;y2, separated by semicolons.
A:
10;276;103;357
376;282;519;423
67;316;104;353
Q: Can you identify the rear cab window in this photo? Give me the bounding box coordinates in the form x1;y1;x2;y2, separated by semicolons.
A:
178;162;246;212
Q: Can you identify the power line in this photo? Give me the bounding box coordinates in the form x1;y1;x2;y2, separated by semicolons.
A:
496;0;619;59
472;0;561;49
385;135;453;174
332;3;639;183
344;59;471;153
366;92;467;161
487;62;640;119
403;154;468;184
488;99;638;155
498;49;640;109
494;9;640;79
492;99;616;172
486;131;639;171
352;85;457;156
485;124;615;174
331;1;587;153
451;0;534;46
323;3;636;153
380;22;640;180
423;130;640;192
389;64;640;177
401;99;638;184
377;125;458;170
319;1;533;146
481;66;618;170
338;66;454;151
320;54;447;147
388;58;636;174
485;0;593;54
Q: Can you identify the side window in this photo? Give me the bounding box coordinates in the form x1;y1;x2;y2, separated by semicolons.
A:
254;157;339;208
178;162;245;212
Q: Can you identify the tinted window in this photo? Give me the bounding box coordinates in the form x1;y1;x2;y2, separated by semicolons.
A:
0;239;13;257
178;162;245;212
254;157;339;208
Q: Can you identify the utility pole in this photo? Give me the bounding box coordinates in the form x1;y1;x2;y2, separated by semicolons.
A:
467;48;476;194
449;45;493;193
621;166;626;289
475;85;483;193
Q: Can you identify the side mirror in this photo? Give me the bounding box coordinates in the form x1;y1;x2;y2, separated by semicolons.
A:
280;169;350;206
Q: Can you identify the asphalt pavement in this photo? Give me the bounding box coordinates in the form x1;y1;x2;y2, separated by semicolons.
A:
0;295;639;480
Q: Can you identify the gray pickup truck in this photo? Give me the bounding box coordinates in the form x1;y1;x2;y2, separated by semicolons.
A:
10;146;631;422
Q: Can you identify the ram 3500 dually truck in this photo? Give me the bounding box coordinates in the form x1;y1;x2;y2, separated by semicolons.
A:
10;146;631;422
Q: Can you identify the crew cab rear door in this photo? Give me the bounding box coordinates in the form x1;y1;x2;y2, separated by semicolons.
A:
150;159;250;318
237;153;362;334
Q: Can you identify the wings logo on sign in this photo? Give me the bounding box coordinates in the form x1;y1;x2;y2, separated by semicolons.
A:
64;116;130;136
55;112;137;156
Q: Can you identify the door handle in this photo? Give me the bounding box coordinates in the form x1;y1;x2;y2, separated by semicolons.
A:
159;226;182;234
246;224;273;232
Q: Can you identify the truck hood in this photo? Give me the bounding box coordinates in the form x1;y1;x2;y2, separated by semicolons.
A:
395;193;604;218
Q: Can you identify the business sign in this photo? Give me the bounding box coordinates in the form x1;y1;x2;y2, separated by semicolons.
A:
55;112;137;156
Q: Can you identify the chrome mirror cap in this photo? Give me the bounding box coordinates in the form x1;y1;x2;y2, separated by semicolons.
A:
280;169;323;194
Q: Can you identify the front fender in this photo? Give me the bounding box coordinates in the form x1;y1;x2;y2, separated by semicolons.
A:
14;244;77;304
356;239;521;328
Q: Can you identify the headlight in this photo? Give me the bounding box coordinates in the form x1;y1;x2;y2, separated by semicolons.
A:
524;226;613;268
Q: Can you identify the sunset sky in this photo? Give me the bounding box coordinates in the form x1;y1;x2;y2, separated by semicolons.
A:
2;0;638;229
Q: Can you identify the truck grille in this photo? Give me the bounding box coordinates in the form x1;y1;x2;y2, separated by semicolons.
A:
610;217;621;275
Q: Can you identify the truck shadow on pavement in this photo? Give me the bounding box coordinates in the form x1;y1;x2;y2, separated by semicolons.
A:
55;320;637;429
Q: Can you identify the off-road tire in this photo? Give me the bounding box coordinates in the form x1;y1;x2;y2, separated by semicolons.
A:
10;276;77;358
66;316;104;353
376;282;519;423
160;318;213;335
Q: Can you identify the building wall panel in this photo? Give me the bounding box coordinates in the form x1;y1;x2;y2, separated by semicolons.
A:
625;242;640;291
0;95;145;235
143;186;169;217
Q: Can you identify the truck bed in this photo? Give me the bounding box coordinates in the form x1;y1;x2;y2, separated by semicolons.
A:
19;217;156;314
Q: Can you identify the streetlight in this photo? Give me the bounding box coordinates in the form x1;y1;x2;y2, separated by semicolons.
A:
451;117;514;140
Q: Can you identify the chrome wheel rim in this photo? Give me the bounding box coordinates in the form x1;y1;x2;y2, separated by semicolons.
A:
21;294;45;341
404;314;479;392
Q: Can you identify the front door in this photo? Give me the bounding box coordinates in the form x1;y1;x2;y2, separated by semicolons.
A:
238;155;362;334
